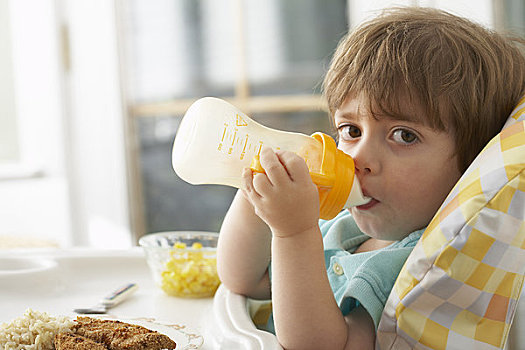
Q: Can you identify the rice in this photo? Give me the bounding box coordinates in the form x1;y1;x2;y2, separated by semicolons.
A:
0;309;74;350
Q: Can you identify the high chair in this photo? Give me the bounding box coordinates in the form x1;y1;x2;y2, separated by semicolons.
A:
211;96;525;350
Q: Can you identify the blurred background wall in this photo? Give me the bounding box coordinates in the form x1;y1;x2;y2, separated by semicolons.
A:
0;0;523;249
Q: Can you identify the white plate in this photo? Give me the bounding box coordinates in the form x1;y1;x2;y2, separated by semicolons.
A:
91;316;204;350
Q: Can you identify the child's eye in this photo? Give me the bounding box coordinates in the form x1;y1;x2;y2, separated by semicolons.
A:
392;129;418;145
338;125;361;141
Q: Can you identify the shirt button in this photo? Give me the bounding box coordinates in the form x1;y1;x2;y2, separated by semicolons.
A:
333;262;344;275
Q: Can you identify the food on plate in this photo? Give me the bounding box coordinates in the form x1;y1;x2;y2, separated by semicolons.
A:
71;317;177;350
1;311;177;350
54;333;107;350
0;309;74;350
161;241;220;297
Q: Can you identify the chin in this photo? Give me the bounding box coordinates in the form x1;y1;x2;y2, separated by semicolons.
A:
354;220;407;241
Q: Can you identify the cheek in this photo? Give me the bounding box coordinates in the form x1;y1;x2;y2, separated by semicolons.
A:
385;170;421;207
386;166;452;217
401;168;457;218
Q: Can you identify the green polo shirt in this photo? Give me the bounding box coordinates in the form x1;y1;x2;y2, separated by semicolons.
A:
321;210;423;328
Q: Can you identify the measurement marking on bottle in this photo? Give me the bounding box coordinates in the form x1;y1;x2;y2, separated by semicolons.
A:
218;123;228;151
232;129;237;145
236;114;248;127
221;124;228;142
228;128;237;154
240;134;249;160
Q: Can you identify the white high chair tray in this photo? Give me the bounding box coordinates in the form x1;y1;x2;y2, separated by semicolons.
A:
0;248;211;349
0;248;282;350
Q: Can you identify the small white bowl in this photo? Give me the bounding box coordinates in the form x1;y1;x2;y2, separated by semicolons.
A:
139;231;220;298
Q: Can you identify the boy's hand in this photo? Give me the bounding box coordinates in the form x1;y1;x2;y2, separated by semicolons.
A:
242;147;320;237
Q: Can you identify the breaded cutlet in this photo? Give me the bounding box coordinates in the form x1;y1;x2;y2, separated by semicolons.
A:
54;332;108;350
74;317;177;350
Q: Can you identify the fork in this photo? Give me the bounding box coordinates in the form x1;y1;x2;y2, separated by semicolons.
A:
74;283;138;314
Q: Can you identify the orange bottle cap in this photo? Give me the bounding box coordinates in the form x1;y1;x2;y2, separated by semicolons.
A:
249;133;355;220
310;133;355;219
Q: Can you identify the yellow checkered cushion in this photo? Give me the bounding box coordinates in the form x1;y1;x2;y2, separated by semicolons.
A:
377;96;525;350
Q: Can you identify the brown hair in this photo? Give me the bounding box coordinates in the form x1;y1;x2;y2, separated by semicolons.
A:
323;7;525;172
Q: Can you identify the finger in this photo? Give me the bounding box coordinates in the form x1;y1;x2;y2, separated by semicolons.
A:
258;147;290;185
275;150;312;183
240;188;250;202
252;172;273;196
242;167;273;199
242;168;257;194
241;169;264;207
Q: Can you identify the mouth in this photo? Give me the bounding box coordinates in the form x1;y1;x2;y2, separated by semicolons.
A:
355;190;378;210
355;198;379;210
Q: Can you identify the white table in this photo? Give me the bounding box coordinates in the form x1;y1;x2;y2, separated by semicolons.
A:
0;248;215;349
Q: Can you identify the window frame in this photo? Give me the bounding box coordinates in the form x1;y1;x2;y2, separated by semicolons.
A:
118;0;333;242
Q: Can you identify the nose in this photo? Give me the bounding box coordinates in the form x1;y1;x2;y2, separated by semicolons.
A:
349;138;381;175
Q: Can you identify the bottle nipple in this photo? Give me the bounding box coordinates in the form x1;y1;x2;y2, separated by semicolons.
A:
344;176;371;208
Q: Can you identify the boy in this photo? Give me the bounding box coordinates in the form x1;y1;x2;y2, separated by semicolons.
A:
217;7;525;350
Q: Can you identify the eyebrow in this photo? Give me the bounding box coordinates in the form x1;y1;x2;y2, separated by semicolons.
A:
334;111;361;121
335;109;425;125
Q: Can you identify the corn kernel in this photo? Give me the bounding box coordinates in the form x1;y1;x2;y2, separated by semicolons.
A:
175;242;187;250
160;240;220;297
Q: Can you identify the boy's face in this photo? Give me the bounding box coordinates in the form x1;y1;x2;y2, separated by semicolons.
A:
335;94;462;241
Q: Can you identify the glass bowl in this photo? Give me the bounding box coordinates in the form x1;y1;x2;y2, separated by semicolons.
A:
139;231;220;298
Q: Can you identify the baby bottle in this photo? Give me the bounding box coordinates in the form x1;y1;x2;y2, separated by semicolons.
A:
172;97;370;220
